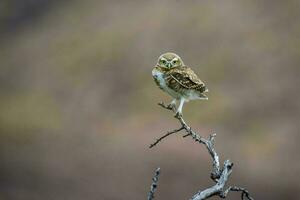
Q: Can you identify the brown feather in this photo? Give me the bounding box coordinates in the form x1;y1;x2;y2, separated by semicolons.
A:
165;66;207;93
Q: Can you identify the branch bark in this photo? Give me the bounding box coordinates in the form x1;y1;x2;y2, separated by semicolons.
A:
147;102;254;200
147;167;161;200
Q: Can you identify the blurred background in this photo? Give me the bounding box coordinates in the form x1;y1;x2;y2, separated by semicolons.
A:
1;0;300;199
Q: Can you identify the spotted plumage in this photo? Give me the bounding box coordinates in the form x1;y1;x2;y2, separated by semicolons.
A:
152;52;208;116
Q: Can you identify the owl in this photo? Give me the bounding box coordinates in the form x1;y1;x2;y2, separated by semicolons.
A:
152;52;208;117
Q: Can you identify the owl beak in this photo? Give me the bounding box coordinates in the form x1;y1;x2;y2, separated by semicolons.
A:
166;62;171;68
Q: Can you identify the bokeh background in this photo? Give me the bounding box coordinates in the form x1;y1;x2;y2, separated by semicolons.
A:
1;0;300;199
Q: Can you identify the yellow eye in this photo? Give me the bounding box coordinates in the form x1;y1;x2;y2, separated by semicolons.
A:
172;60;178;65
159;59;166;65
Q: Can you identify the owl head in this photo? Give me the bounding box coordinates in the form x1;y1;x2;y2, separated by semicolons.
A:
157;52;184;69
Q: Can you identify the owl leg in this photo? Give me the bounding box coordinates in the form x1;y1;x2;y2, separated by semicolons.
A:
175;98;185;118
167;99;177;111
170;99;177;105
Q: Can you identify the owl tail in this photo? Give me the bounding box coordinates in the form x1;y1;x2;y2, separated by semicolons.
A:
198;93;208;100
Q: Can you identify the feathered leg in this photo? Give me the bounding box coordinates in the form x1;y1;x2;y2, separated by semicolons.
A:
175;98;185;118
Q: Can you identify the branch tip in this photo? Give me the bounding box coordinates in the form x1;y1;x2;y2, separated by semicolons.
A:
147;167;161;200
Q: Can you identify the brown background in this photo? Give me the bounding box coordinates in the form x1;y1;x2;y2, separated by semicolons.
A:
1;0;300;199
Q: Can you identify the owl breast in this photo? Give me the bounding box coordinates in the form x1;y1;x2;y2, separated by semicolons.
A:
152;68;181;99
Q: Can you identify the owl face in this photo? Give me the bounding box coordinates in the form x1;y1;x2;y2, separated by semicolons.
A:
157;52;184;69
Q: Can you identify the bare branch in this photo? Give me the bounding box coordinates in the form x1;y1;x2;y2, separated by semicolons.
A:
221;186;254;200
155;102;222;180
147;167;161;200
147;102;254;200
190;160;233;200
149;127;184;148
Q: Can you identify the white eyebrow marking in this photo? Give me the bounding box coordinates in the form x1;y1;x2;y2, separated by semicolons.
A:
157;57;169;68
159;57;167;62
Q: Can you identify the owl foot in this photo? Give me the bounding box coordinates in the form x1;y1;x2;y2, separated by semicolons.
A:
158;102;175;111
167;99;177;111
167;103;176;111
174;112;183;119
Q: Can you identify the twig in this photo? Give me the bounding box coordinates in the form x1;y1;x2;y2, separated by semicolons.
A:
147;167;161;200
147;102;253;200
221;186;254;200
149;127;184;148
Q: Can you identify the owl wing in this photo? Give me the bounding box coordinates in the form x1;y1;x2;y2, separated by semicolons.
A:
166;67;207;93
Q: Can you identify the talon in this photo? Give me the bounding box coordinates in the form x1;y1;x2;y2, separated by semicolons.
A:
174;112;182;118
167;104;175;110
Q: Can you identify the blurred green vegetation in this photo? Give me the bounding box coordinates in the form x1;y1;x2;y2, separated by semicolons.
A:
0;92;62;133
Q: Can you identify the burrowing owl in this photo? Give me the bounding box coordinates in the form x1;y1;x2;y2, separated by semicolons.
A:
152;52;208;116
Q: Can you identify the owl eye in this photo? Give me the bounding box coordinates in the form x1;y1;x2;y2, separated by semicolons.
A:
160;59;167;65
172;60;178;65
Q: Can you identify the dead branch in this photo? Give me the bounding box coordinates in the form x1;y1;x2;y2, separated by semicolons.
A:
147;102;254;200
147;167;161;200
